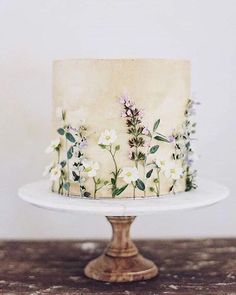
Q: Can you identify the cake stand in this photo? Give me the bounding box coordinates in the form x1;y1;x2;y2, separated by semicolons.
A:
18;178;229;283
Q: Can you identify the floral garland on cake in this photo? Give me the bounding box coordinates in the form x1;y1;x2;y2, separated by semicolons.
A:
44;96;198;198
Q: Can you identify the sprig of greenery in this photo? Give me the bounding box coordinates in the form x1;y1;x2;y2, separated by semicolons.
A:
171;99;198;192
143;119;169;196
99;144;126;197
93;177;109;199
57;115;90;197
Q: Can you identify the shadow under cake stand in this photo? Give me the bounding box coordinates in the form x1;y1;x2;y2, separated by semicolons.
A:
18;178;229;283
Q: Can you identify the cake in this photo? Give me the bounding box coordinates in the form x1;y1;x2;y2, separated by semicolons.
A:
44;59;198;198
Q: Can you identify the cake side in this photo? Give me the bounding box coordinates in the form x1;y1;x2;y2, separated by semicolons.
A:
44;59;197;198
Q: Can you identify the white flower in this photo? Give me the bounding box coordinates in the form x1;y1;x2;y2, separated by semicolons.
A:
82;159;100;177
155;159;168;171
43;162;54;176
164;163;183;180
50;164;62;181
45;138;61;154
98;129;117;146
120;167;139;184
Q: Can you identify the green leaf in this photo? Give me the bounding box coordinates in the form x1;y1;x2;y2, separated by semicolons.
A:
99;144;106;149
65;132;75;143
153;119;160;132
112;184;129;197
136;179;145;191
146;169;153;179
111;178;116;185
150;145;159;154
117;184;129;195
84;191;91;198
60;160;66;168
63;182;70;191
115;145;120;151
72;171;80;181
67;146;73;159
154;135;169;143
57;128;65;135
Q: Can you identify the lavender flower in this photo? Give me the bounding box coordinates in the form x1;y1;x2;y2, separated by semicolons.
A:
79;139;88;149
168;135;175;143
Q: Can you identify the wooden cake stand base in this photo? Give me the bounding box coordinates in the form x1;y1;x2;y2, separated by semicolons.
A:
84;216;158;282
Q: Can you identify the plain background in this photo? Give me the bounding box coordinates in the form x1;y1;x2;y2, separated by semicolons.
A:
0;0;235;239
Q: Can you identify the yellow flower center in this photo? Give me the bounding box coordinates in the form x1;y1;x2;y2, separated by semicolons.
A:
170;168;176;174
105;135;111;140
126;172;132;177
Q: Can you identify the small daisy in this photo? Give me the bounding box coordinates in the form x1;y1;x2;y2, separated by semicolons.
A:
82;159;100;177
98;129;117;146
50;164;62;181
164;163;183;180
120;167;139;184
45;138;61;154
155;159;168;171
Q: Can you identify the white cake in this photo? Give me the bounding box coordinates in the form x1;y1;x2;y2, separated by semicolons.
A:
44;59;197;198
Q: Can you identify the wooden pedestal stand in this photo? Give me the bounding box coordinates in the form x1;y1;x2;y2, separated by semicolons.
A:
84;216;158;282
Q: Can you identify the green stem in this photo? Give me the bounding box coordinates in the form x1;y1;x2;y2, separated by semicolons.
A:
110;148;118;175
57;149;60;164
108;146;119;189
93;177;97;199
132;182;136;199
65;138;70;196
170;180;177;194
57;149;62;194
156;168;160;197
143;134;153;197
154;182;159;196
93;177;106;198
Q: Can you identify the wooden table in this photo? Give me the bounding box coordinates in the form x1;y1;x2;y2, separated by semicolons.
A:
0;239;235;294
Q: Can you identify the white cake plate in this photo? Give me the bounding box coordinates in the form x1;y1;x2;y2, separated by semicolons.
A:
18;178;229;283
19;178;228;216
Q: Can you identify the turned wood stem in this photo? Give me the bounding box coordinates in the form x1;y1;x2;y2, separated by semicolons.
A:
84;216;158;282
105;216;138;257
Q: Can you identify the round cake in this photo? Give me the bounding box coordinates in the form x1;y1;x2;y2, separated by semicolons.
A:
44;59;197;198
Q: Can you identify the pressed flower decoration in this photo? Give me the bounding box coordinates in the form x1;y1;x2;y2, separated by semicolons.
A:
119;94;170;197
44;96;198;199
168;99;199;192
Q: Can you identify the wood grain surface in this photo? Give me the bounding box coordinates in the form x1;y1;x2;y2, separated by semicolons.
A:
0;239;236;294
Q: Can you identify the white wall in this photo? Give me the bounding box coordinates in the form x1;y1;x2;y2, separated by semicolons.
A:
0;0;235;239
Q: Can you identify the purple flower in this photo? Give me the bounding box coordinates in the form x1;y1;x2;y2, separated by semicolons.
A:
119;97;126;104
79;139;88;149
121;111;127;118
119;94;129;105
142;127;150;135
168;135;175;143
193;101;201;105
187;159;194;166
127;109;132;116
69;126;79;132
125;100;132;107
138;109;144;119
189;108;196;116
